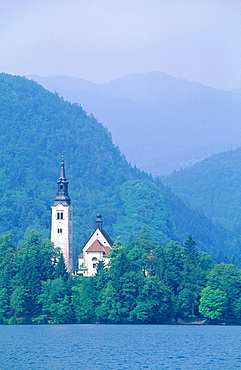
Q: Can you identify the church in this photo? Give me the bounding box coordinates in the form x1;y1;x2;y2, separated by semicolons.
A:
51;157;113;274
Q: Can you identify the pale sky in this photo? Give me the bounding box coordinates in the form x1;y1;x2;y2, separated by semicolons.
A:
0;0;240;90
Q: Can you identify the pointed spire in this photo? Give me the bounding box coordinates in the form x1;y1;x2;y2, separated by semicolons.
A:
54;156;71;205
59;155;66;179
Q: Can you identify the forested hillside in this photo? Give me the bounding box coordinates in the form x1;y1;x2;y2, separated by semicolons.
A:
28;73;241;175
0;73;228;261
163;148;241;259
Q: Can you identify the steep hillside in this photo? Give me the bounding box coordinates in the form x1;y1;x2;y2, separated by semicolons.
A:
27;73;241;175
0;73;228;261
163;148;241;254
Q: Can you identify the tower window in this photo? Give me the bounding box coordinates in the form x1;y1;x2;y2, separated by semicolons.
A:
57;228;62;233
93;264;97;269
60;184;63;190
57;212;64;220
92;257;97;261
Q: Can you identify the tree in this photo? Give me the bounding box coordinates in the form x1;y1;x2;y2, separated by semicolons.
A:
130;276;174;323
38;277;74;324
95;281;120;323
54;253;69;281
10;286;28;318
177;235;210;317
72;277;97;323
199;286;228;320
12;230;60;316
206;263;241;317
153;241;184;295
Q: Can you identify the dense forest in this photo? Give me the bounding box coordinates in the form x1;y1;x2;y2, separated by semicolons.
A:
0;73;228;261
163;148;241;261
1;231;241;325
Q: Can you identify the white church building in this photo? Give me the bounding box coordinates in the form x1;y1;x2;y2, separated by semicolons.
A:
51;157;113;275
77;213;113;276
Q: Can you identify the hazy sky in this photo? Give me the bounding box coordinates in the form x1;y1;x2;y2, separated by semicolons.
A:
0;0;240;90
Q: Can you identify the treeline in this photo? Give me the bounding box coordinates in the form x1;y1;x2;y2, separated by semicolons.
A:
1;231;241;325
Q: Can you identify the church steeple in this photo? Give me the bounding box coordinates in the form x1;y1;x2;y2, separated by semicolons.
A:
54;155;71;206
51;155;74;272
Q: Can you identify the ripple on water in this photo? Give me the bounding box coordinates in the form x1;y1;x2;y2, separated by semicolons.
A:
1;325;241;369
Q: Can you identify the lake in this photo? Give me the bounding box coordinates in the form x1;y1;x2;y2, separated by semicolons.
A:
0;324;240;369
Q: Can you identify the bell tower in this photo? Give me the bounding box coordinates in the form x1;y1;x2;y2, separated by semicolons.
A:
51;156;74;272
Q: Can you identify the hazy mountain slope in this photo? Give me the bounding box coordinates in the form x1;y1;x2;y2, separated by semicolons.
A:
0;73;227;259
27;72;241;175
163;148;241;243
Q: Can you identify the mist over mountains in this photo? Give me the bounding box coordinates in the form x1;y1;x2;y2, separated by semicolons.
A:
163;147;241;234
0;73;230;259
28;72;241;175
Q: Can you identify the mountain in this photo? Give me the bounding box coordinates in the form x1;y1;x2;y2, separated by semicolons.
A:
27;72;241;176
162;147;241;255
0;73;228;260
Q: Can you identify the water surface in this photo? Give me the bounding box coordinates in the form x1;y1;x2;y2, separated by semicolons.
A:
0;324;240;369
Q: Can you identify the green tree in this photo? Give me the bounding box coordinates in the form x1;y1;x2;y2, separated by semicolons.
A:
12;230;60;316
199;286;228;320
153;241;184;295
206;263;241;317
10;286;27;318
0;234;16;322
38;277;74;324
95;281;120;323
130;276;174;323
72;277;97;323
177;235;210;317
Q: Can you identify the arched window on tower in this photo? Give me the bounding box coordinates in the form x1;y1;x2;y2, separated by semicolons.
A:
92;257;98;261
57;212;64;220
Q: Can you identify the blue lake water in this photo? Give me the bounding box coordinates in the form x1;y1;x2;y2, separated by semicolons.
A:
0;324;241;369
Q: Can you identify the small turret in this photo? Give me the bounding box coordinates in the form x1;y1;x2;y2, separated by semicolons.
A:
96;212;103;230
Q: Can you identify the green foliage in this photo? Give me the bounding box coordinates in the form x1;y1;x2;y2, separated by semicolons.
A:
163;148;241;260
10;286;27;318
205;263;241;317
176;235;212;317
199;286;228;320
72;277;97;323
130;277;174;323
1;231;241;324
0;73;228;259
113;180;174;243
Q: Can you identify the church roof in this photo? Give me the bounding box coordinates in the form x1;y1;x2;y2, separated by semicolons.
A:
86;240;111;256
98;229;114;247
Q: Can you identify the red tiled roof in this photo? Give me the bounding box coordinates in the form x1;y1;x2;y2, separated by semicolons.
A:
86;240;105;252
85;240;111;257
103;245;111;257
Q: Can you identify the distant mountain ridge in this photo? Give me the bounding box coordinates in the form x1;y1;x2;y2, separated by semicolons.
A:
0;73;229;259
162;147;241;257
27;72;241;175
